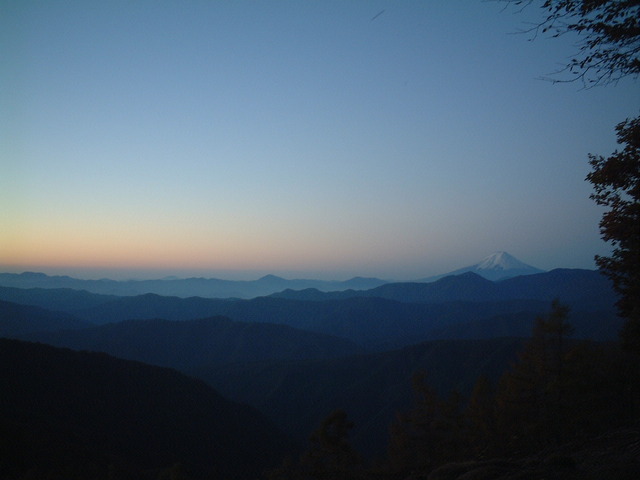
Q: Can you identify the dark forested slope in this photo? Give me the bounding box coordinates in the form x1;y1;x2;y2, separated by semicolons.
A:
194;337;526;458
0;338;294;479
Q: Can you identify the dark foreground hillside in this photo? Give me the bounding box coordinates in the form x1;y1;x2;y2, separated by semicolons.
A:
0;338;294;480
419;423;640;480
195;337;527;458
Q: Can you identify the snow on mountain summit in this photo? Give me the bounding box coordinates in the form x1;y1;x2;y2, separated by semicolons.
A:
420;252;545;282
476;251;531;271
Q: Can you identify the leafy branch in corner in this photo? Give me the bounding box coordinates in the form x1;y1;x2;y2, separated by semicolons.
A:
498;0;640;87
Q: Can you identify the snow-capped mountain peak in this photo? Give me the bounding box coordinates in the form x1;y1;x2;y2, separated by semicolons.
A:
419;251;545;282
475;251;530;271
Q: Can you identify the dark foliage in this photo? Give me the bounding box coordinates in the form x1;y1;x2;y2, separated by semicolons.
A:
260;329;640;479
199;337;526;459
587;116;640;352
386;372;469;477
268;410;365;480
501;0;639;355
501;0;640;86
494;300;577;453
376;303;640;478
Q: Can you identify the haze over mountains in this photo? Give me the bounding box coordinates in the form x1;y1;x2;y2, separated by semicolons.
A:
0;271;388;299
0;252;543;299
0;267;620;349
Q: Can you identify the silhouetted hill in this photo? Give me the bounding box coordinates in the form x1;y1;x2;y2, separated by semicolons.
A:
16;316;364;368
0;300;90;336
6;295;620;351
74;292;233;324
0;338;293;479
370;272;502;302
1;286;545;347
499;268;616;309
193;337;526;458
270;269;618;308
427;308;625;341
269;272;500;302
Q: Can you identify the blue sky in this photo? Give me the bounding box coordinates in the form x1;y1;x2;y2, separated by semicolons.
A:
1;0;638;280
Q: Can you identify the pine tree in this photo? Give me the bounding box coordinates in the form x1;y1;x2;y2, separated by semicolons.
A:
387;371;470;477
495;300;574;453
269;409;363;480
465;375;496;456
301;409;362;480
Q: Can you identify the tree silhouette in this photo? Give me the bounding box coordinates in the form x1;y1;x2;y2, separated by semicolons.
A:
465;374;497;456
502;0;639;352
387;370;470;477
587;117;640;352
302;409;362;479
270;409;363;480
500;0;640;86
495;300;574;452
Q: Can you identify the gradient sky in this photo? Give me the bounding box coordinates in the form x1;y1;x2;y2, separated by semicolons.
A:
1;0;638;280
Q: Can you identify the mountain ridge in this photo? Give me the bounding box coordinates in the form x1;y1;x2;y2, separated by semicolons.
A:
1;269;620;349
15;315;366;367
0;252;550;298
271;268;613;307
0;271;389;299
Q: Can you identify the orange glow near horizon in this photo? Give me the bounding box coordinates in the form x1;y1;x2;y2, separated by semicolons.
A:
1;220;388;277
2;203;435;278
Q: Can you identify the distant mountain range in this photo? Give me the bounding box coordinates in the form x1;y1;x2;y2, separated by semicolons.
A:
271;268;614;308
0;252;544;298
419;251;545;282
0;271;388;299
0;268;621;349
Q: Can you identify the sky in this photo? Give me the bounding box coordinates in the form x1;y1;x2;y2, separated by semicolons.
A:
1;0;638;281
